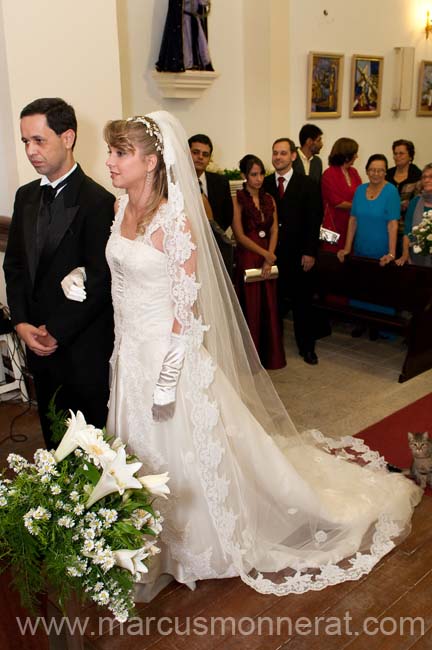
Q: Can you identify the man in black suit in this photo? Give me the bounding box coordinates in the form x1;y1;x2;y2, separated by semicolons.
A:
292;124;323;184
188;134;233;230
264;138;322;364
3;97;115;446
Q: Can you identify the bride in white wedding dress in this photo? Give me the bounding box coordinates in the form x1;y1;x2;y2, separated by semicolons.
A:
63;111;421;599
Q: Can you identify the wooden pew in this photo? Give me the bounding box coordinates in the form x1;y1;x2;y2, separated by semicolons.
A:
314;251;432;382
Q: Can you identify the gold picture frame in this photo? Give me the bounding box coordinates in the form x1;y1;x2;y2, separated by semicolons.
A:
350;55;383;117
417;60;432;116
307;52;344;118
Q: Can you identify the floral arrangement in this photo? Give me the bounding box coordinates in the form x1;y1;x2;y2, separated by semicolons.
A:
0;410;169;622
409;208;432;256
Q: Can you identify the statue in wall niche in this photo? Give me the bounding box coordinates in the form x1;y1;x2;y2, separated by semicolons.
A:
156;0;214;72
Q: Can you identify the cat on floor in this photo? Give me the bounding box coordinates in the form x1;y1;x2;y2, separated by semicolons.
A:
407;432;432;489
386;432;432;489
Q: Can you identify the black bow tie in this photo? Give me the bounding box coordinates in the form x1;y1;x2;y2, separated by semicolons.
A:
41;182;67;205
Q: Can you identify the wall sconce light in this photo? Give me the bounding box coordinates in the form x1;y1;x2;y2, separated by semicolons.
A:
426;10;432;39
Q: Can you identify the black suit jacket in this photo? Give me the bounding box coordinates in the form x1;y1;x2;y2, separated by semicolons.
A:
205;171;233;231
263;172;322;269
3;164;115;384
292;154;323;184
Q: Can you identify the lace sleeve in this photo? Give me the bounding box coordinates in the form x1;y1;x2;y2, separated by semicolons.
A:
150;208;199;335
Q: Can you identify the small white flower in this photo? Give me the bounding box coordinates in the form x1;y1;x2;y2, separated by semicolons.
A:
7;453;30;473
413;244;422;253
70;491;80;502
73;504;85;516
58;516;75;528
50;484;62;495
83;539;95;553
0;497;7;507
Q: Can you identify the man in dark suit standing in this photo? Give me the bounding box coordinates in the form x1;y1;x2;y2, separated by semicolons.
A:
3;97;115;446
292;124;323;184
264;138;322;364
188;134;233;230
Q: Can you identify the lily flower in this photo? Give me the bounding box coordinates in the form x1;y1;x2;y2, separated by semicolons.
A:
53;411;95;462
138;472;170;499
86;447;142;508
112;548;149;577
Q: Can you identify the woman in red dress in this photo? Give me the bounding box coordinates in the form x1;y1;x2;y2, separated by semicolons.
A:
232;155;286;369
321;138;362;251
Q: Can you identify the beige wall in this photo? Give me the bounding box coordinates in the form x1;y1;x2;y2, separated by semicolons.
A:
289;0;432;175
116;0;246;170
1;0;123;190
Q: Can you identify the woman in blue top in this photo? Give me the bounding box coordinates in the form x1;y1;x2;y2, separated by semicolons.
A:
337;154;400;264
396;162;432;268
337;154;400;338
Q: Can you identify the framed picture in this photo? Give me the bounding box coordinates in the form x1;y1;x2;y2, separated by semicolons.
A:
417;61;432;116
350;55;383;117
307;52;344;118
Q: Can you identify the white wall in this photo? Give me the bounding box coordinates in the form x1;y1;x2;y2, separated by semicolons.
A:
0;0;123;303
2;0;123;189
289;0;432;176
116;0;246;171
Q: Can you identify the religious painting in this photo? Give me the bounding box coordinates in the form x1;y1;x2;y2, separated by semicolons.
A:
417;61;432;116
350;55;383;117
307;52;344;118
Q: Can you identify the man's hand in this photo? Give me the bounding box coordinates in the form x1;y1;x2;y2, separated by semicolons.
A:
301;255;315;272
15;323;58;356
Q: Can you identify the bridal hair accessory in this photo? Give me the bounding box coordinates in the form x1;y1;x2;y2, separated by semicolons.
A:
244;265;279;282
126;116;164;153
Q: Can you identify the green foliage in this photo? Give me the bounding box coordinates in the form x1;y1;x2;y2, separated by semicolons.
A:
0;411;164;622
220;168;242;180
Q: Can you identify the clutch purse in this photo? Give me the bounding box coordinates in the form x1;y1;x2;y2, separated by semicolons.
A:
319;226;340;245
244;265;279;283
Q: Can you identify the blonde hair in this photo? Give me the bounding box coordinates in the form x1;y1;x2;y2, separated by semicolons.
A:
104;117;168;232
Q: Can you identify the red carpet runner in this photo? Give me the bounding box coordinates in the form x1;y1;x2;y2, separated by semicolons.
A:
355;392;432;489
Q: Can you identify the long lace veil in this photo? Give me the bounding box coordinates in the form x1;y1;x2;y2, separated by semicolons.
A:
145;111;419;595
148;111;297;441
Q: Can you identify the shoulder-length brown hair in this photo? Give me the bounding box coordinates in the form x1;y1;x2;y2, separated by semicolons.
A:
104;117;168;232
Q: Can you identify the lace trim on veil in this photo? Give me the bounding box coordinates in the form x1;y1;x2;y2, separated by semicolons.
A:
147;111;419;595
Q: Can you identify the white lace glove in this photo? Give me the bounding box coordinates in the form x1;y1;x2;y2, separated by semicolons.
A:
152;333;186;422
61;267;87;302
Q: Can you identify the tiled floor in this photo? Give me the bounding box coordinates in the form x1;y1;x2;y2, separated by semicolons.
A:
270;318;432;438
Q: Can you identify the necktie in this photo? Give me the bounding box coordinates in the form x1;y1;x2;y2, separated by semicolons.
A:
278;176;285;199
37;181;68;258
198;179;203;194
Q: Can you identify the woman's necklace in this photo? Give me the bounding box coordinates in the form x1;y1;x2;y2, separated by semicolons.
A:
366;183;384;200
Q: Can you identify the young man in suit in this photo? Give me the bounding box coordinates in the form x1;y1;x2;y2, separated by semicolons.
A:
188;133;233;231
292;124;323;184
264;138;322;365
3;97;115;446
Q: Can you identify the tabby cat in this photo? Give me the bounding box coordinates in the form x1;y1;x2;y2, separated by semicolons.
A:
408;431;432;489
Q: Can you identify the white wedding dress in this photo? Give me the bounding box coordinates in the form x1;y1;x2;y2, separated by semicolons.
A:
106;194;421;598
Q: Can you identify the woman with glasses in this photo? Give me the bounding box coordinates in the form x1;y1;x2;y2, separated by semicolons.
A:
386;140;421;217
337;154;400;265
396;163;432;268
337;154;400;338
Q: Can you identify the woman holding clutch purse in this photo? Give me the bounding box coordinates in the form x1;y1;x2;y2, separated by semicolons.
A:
232;154;286;369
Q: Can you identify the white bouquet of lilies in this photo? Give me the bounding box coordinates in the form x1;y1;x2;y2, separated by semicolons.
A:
0;410;169;622
409;208;432;256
